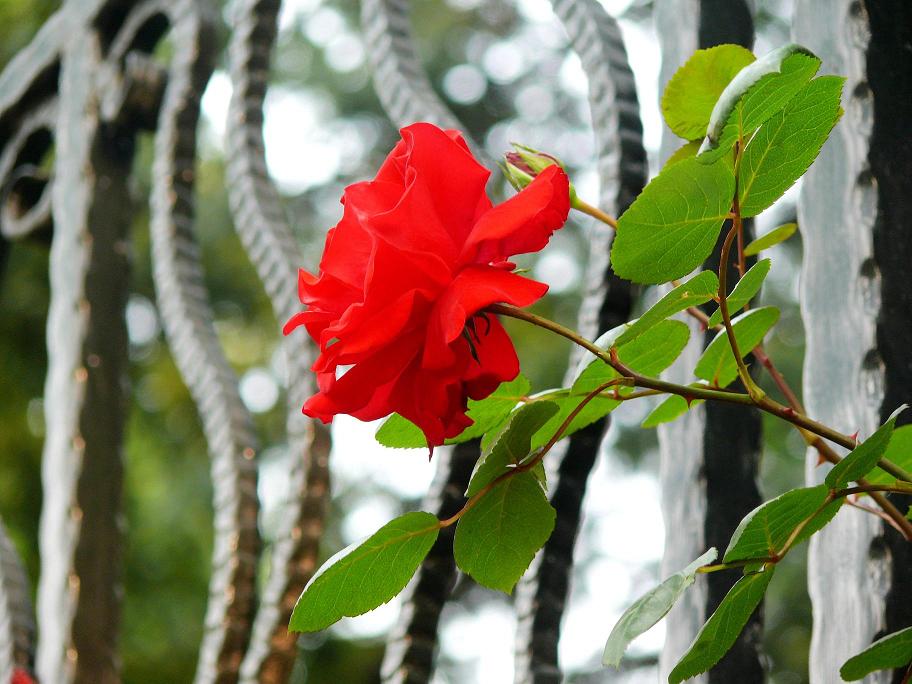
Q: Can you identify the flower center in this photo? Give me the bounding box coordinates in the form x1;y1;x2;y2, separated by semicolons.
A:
461;312;491;364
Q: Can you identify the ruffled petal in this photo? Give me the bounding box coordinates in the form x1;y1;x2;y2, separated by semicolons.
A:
459;165;570;265
303;332;423;422
397;123;492;246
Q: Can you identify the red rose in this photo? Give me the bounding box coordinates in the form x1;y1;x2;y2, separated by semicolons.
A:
284;122;569;447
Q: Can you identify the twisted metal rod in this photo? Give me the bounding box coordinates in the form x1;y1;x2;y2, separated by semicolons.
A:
224;1;333;681
148;2;261;681
0;517;35;683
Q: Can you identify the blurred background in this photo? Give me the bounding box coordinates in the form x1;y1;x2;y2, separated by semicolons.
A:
0;0;809;681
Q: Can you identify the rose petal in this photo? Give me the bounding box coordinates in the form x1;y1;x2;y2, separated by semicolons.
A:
398;123;492;245
459;165;570;265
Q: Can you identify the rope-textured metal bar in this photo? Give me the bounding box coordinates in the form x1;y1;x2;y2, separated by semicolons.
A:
31;2;146;679
224;0;332;681
513;2;644;681
0;518;35;683
361;0;491;164
147;1;261;681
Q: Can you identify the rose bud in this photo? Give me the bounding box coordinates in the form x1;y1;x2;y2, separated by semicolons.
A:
504;144;579;207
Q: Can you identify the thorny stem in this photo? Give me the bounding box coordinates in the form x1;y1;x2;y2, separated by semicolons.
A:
846;499;908;536
733;139;747;279
566;193;912;538
752;345;803;412
437;378;624;529
718;195;912;534
698;482;912;576
717;223;762;400
487;302;912;539
839;482;912;497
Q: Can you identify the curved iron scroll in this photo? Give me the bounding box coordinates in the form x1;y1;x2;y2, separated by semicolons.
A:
224;0;332;681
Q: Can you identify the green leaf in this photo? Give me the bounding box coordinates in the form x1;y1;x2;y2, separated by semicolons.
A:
289;512;439;632
739;77;845;217
374;414;426;449
743;223;798;256
641;394;704;428
668;568;775;684
517;390;619;453
499;321;693;452
699;46;821;162
825;406;907;489
664;140;702;168
707;259;771;326
694;306;779;387
866;425;912;485
840;626;912;681
612;157;735;284
454;471;556;593
573;320;690;396
615;271;718;346
375;375;530;449
603;548;718;668
661;44;756;141
465;401;558;497
723;485;842;563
